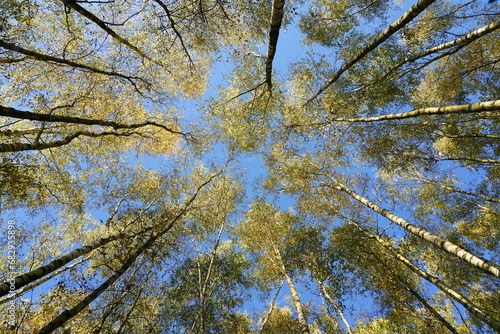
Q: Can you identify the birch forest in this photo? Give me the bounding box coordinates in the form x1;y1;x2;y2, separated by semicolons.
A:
0;0;499;332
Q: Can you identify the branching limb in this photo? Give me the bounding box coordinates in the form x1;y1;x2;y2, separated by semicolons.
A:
0;39;147;87
0;130;139;152
36;171;223;334
0;104;187;136
305;0;438;105
153;0;194;67
351;21;500;94
60;0;156;64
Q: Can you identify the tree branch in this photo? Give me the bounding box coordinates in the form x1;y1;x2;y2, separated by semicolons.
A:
305;0;437;105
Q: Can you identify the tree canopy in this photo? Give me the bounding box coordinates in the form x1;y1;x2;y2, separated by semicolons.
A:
1;0;499;332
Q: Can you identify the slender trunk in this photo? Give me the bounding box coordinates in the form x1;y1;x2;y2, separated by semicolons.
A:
37;172;221;333
59;0;155;64
415;177;500;204
0;255;90;305
443;134;500;139
0;233;124;297
258;281;284;334
317;280;353;334
0;105;184;135
91;289;131;334
265;0;285;90
392;20;500;71
37;230;160;334
0;130;137;152
354;21;500;92
343;217;500;332
402;21;500;68
306;0;437;104
197;221;225;334
404;284;459;334
283;272;311;334
115;286;146;334
0;39;139;82
442;185;500;204
324;100;500;123
195;259;206;334
368;248;459;333
388;241;500;332
272;245;311;334
434;157;500;164
328;178;500;277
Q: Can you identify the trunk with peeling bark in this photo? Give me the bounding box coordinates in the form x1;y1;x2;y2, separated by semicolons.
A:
37;173;219;333
283;271;311;334
324;100;500;123
272;244;311;334
328;178;500;277
306;0;438;104
317;280;353;334
0;255;90;305
344;217;500;332
0;233;126;297
37;232;158;334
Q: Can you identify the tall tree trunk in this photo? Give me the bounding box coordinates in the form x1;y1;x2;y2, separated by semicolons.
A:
306;0;437;104
343;217;500;332
0;255;90;305
59;0;155;64
115;285;146;334
354;21;500;91
196;220;225;334
0;130;137;152
37;172;221;333
415;177;500;204
283;272;311;334
398;20;500;68
362;239;459;334
327;178;500;277
0;233;125;297
0;105;184;135
91;289;131;334
317;280;353;334
0;39;139;82
274;247;311;334
258;281;284;334
404;284;459;334
37;231;161;334
442;185;500;204
434;157;500;164
324;100;500;123
265;0;285;90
